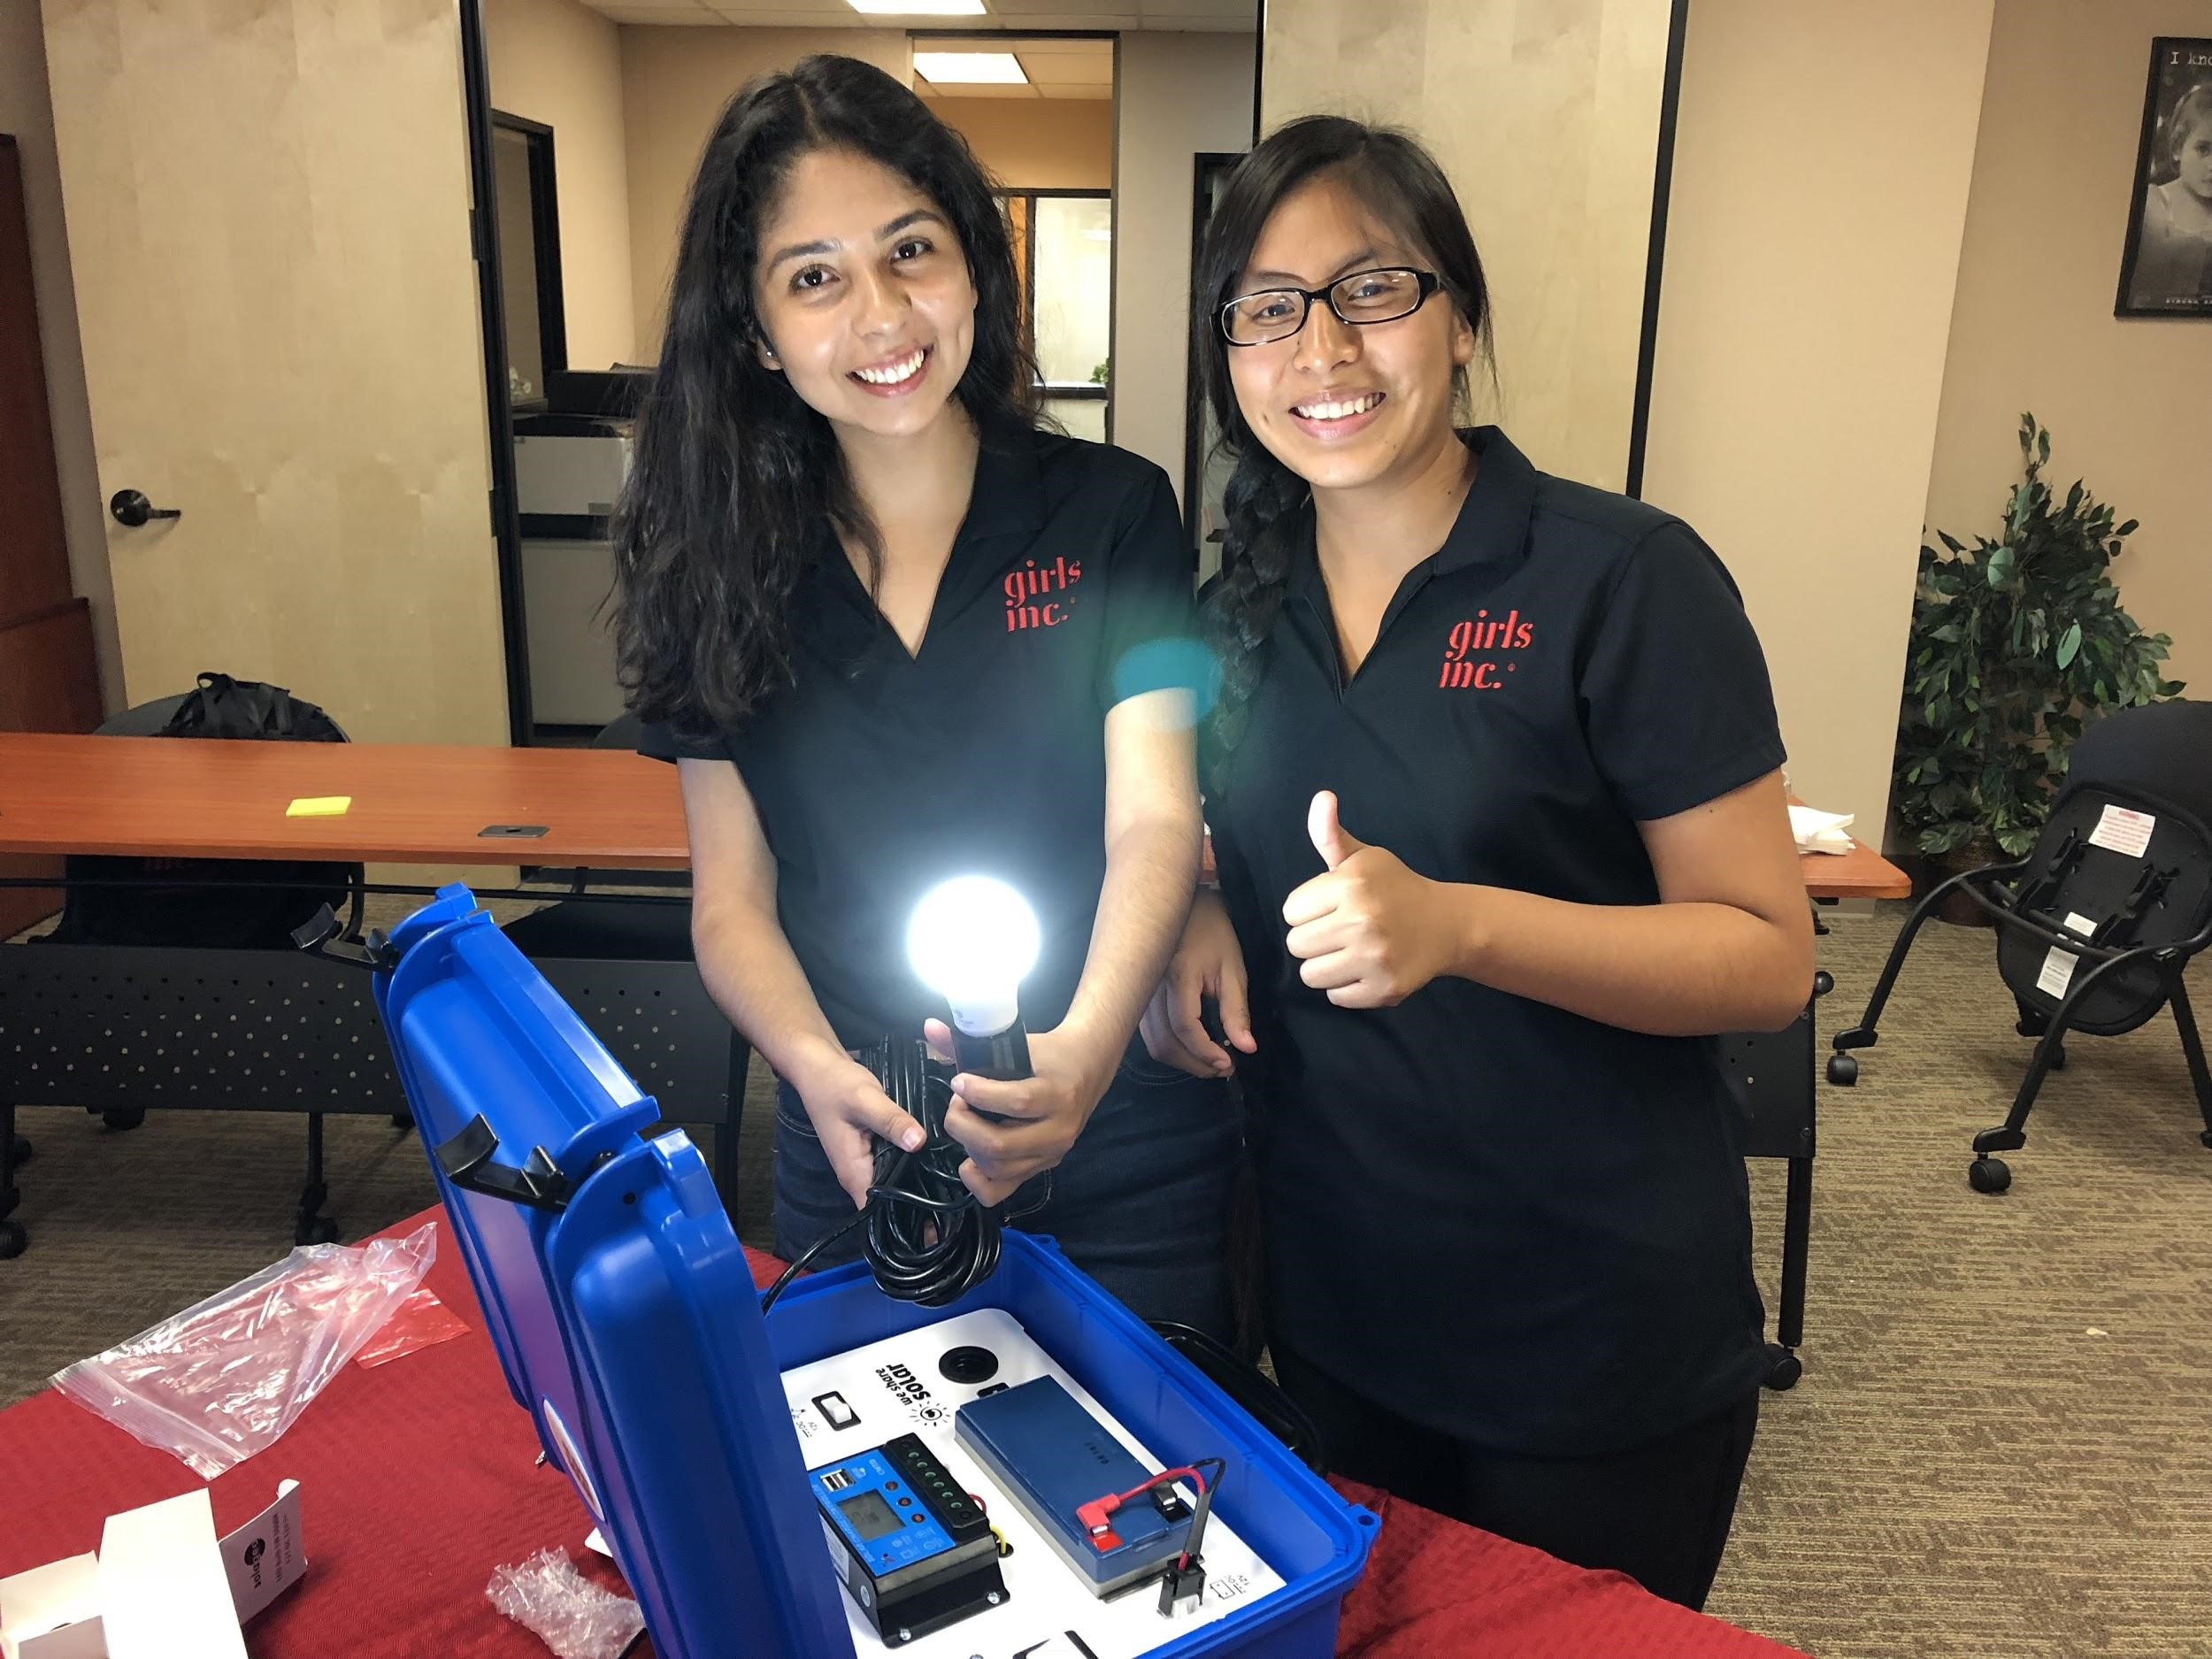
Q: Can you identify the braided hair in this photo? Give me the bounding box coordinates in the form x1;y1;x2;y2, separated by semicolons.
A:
1194;117;1492;795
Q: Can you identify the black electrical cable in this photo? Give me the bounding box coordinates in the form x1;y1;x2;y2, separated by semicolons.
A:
1179;1456;1227;1570
757;1207;868;1313
759;1039;1003;1315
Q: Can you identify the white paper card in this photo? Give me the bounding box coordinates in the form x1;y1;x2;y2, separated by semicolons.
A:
218;1480;305;1625
2037;948;2077;997
780;1309;1286;1659
584;1530;612;1560
2089;804;2154;858
96;1492;246;1659
2036;911;2101;1000
0;1553;104;1659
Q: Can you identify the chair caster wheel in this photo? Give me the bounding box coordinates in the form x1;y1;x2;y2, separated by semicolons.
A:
296;1216;342;1246
0;1218;26;1259
1762;1344;1802;1391
100;1108;145;1132
1812;970;1833;998
2200;1129;2212;1150
10;1135;30;1167
390;1111;414;1133
1825;1054;1858;1087
1969;1156;2012;1194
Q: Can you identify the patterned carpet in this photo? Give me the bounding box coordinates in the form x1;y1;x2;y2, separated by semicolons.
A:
3;902;2208;1658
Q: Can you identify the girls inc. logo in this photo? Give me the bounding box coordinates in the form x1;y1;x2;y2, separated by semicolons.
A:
1004;556;1082;631
1439;609;1534;690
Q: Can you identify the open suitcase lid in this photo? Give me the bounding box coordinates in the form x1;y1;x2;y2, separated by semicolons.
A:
373;887;855;1659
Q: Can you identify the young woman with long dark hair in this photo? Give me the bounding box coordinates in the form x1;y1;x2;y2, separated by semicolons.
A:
1141;116;1814;1607
618;54;1236;1334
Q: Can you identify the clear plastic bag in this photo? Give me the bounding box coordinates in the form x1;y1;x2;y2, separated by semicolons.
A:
352;1284;470;1370
487;1548;646;1659
50;1223;438;1478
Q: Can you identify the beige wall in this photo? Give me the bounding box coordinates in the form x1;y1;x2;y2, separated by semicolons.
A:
1111;31;1256;494
1924;1;2212;699
1639;2;1995;836
0;0;119;711
1260;0;1671;491
928;96;1114;191
622;27;910;355
485;0;638;371
41;0;505;746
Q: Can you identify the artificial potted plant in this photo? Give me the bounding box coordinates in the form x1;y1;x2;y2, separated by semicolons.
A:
1892;415;2182;919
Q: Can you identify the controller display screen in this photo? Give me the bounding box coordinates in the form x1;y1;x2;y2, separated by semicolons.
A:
838;1487;903;1542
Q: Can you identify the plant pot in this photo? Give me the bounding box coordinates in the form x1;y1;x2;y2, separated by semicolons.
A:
1924;834;2001;927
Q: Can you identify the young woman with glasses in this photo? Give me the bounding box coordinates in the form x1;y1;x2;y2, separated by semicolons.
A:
616;55;1238;1335
1141;116;1814;1607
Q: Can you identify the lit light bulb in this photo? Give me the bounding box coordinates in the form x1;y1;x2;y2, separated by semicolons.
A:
908;877;1041;1038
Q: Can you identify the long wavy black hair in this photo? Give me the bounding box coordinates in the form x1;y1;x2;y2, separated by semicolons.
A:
614;55;1038;735
1194;117;1492;793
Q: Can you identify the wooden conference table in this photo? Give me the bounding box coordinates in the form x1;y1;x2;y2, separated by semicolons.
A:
0;734;712;1259
0;1209;1809;1658
0;733;1908;1382
0;733;1909;895
0;733;690;870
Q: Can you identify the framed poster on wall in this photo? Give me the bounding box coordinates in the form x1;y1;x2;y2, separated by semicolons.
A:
2115;37;2212;318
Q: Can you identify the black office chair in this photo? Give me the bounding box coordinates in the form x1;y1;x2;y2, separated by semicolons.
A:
8;677;366;1251
1828;701;2212;1193
499;714;751;1214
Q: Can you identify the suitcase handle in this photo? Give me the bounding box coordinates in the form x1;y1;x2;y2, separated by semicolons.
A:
435;1113;574;1213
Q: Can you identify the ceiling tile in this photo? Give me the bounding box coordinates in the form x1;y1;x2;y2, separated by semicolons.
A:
592;0;724;19
924;81;1041;97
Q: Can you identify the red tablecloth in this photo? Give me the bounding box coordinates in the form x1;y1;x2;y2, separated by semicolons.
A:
0;1212;1801;1657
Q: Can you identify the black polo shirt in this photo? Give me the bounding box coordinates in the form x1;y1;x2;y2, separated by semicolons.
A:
1207;427;1786;1457
643;422;1197;1051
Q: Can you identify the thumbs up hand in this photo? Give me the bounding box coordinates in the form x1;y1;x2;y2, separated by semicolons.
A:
1282;791;1460;1008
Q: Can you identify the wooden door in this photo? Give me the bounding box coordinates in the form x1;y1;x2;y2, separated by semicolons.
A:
0;134;103;937
39;0;509;745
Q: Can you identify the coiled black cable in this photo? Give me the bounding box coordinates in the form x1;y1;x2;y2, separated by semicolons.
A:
760;1037;1003;1314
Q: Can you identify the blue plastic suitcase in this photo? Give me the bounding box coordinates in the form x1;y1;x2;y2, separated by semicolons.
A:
373;887;1375;1659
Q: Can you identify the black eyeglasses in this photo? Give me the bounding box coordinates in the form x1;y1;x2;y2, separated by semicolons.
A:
1216;267;1441;346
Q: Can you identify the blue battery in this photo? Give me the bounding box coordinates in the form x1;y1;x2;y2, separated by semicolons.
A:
956;1376;1193;1594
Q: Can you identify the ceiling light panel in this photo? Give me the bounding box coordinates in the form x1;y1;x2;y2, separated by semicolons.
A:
846;0;987;15
913;50;1031;84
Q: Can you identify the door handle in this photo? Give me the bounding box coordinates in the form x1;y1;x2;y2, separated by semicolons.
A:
110;489;181;527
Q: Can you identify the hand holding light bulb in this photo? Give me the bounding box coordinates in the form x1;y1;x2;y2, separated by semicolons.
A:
910;877;1121;1209
922;1019;1120;1207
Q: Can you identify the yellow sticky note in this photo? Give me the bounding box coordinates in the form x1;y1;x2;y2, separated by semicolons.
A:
286;795;352;818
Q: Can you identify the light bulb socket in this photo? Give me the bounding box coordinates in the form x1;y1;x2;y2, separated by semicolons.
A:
952;1020;1031;1082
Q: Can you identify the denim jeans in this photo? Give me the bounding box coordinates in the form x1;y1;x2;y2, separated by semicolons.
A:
772;1043;1241;1341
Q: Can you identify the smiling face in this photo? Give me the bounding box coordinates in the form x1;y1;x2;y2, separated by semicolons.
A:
751;147;979;443
1224;171;1475;500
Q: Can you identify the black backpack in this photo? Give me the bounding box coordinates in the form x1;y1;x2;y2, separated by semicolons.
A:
46;673;362;950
